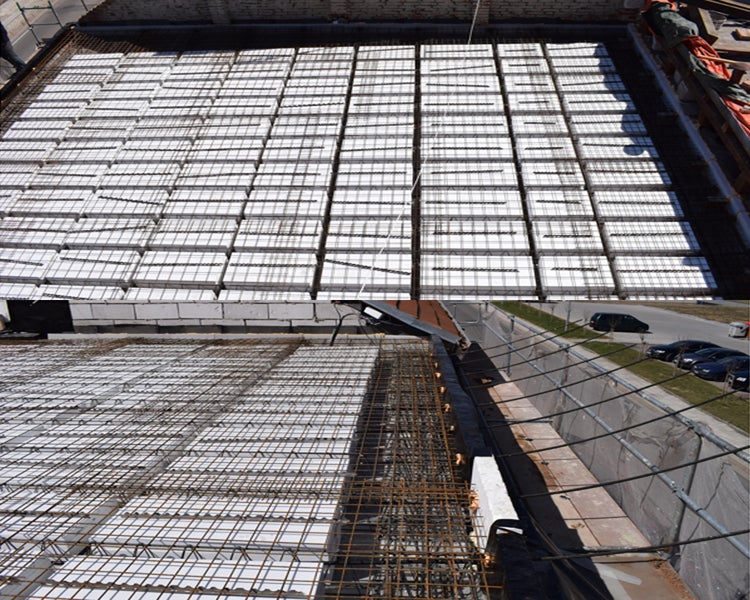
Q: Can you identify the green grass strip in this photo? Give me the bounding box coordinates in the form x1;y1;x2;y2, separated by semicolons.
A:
494;302;749;433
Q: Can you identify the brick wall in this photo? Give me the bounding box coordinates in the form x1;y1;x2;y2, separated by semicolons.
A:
85;0;627;24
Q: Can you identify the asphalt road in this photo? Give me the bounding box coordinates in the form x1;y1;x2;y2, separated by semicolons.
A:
531;301;749;352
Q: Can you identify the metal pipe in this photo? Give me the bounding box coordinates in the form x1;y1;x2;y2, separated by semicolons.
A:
628;24;750;249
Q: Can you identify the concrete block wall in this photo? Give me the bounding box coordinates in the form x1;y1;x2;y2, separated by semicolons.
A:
228;0;332;21
69;301;354;333
85;0;628;24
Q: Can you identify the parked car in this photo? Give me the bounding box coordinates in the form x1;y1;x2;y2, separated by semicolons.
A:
675;347;748;370
691;356;750;381
727;367;749;392
646;340;719;362
588;312;649;333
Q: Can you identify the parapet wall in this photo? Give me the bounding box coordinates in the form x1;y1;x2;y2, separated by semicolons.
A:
83;0;631;24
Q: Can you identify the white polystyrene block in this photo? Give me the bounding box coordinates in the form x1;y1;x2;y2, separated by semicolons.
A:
235;219;322;251
223;252;316;290
505;93;563;113
350;95;413;115
421;90;503;113
0;249;57;283
525;190;595;219
577;137;659;161
176;163;256;188
495;43;544;58
471;456;521;552
37;285;125;301
503;74;556;94
263;139;337;163
562;92;635;113
422;219;529;254
537;255;615;296
100;163;181;189
500;57;549;75
162;190;246;219
83;189;168;218
253;163;331;188
614;256;716;294
586;112;664;142
340;137;412;162
320;252;411;293
0;217;75;248
421;162;517;188
423;136;513;162
277;96;347;116
246;188;328;219
45;249;141;286
532;220;604;254
604;221;700;254
125;288;216;302
327;219;410;252
31;163;108;189
509;113;568;136
10;189;93;218
421;255;536;296
421;44;494;59
585;160;672;189
0;283;41;299
557;73;626;93
64;218;154;250
515;137;576;160
420;189;524;219
149;219;238;251
336;162;412;188
592;191;684;220
351;79;414;96
328;188;411;219
546;42;609;57
133;251;227;288
0;140;55;162
521;161;585;188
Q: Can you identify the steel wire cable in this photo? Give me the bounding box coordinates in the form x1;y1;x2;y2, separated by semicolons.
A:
539;528;750;561
498;388;739;459
471;350;655;407
496;368;693;425
520;444;750;499
463;341;640;392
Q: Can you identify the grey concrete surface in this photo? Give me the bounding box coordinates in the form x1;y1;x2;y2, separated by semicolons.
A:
1;0;103;82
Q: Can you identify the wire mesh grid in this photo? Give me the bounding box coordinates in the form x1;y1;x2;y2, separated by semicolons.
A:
0;337;503;599
0;36;735;300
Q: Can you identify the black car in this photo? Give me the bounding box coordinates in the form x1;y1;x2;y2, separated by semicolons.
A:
691;356;750;381
646;340;719;362
588;312;649;333
675;347;748;370
727;367;749;392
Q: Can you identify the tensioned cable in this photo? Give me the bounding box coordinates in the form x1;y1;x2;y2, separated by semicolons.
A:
465;342;640;393
499;388;738;459
459;330;630;376
521;444;750;499
539;529;750;561
468;0;482;45
456;321;613;368
494;368;693;427
472;351;655;407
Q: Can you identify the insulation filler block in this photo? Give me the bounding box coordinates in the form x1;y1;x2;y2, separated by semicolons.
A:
470;456;522;553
